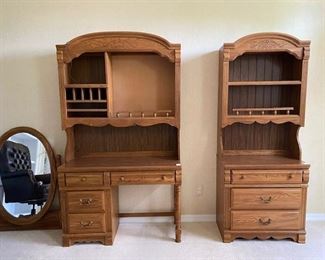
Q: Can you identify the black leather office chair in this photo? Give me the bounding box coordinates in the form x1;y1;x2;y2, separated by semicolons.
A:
0;141;50;215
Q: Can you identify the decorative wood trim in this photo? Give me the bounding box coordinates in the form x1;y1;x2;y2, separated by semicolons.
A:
223;32;310;61
58;32;180;63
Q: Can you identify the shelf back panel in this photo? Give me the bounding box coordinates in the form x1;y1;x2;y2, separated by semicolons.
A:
74;124;178;157
222;122;298;151
112;53;175;114
228;85;300;115
229;53;302;81
68;52;106;84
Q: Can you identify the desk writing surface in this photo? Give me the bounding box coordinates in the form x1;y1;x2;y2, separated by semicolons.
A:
59;156;181;172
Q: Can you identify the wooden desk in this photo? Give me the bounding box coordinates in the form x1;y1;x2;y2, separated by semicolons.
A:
58;156;182;246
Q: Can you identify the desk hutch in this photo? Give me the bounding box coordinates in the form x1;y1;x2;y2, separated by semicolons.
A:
56;32;181;246
217;33;310;243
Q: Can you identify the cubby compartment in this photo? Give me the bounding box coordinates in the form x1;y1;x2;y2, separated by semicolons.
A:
228;84;301;115
111;53;175;117
229;52;302;82
222;122;299;152
68;52;106;84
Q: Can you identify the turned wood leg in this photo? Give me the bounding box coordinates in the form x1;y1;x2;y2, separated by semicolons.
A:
174;184;181;243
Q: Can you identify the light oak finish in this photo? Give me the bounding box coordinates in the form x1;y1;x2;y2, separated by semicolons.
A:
56;32;182;246
231;210;301;230
66;191;105;213
111;171;175;185
217;33;310;243
231;188;302;209
65;173;104;187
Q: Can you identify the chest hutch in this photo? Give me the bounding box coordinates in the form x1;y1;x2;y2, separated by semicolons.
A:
217;33;310;243
56;32;181;246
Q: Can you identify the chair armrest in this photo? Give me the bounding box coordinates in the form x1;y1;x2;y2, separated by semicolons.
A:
35;174;51;184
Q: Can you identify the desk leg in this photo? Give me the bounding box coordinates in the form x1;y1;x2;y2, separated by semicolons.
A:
174;184;181;242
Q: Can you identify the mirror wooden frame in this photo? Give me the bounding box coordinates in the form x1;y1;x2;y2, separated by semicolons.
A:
0;127;58;226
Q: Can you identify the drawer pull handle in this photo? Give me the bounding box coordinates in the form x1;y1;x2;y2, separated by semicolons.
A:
259;218;272;225
288;174;293;179
80;221;94;227
239;175;244;180
120;177;125;181
79;198;93;205
81;177;87;182
161;176;167;181
259;196;272;203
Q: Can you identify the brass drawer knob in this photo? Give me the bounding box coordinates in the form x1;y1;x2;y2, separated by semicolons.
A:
80;221;94;227
259;196;272;203
259;218;272;225
79;198;93;205
239;175;244;180
161;176;167;181
81;177;87;182
120;177;125;181
288;174;293;179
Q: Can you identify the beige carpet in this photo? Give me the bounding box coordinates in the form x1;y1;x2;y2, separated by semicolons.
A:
0;221;324;260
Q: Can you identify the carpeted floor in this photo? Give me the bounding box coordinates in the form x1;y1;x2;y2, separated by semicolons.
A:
0;221;324;260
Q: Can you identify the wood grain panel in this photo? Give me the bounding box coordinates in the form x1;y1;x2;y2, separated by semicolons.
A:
223;122;294;151
68;52;106;84
68;213;105;234
231;210;301;230
112;53;175;113
111;171;175;185
231;188;302;209
65;173;104;187
232;170;302;184
67;191;105;213
74;124;178;157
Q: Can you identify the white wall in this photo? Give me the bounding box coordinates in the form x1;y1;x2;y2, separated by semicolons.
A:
1;0;324;214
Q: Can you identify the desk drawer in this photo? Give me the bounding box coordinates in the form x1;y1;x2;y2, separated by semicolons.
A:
231;188;302;210
232;170;302;184
231;210;301;230
65;173;104;187
66;191;105;213
68;213;105;234
111;171;175;185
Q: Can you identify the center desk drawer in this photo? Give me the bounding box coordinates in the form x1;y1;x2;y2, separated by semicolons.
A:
66;191;105;213
231;188;302;210
65;173;104;187
68;213;105;234
111;171;175;185
232;170;302;184
231;210;301;230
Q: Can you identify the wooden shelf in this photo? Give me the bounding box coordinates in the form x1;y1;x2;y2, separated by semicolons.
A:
67;100;107;103
59;155;180;172
222;154;309;169
67;109;107;112
115;110;173;118
228;80;301;86
64;84;107;88
227;114;300;125
232;107;294;115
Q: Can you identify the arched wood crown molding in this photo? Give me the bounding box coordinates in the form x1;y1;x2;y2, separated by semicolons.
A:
222;32;310;61
57;31;181;63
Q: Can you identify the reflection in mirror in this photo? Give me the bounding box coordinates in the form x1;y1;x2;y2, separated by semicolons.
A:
0;133;51;218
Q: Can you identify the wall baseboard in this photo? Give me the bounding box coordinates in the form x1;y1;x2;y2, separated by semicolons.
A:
119;213;325;223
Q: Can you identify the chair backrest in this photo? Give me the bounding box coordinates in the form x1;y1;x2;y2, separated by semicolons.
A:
0;141;36;203
0;141;32;174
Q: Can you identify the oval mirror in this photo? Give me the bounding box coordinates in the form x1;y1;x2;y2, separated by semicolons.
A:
0;127;57;225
